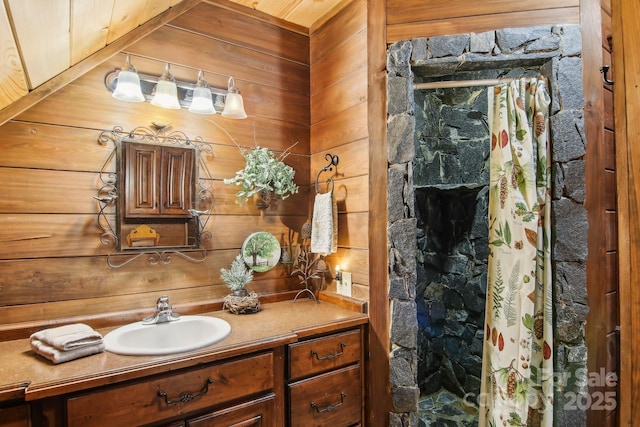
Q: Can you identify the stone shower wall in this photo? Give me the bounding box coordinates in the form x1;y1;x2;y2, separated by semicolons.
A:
413;84;491;403
386;25;588;427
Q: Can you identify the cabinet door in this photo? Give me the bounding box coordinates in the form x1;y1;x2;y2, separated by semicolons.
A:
186;394;276;427
0;404;30;427
160;146;194;217
124;142;160;218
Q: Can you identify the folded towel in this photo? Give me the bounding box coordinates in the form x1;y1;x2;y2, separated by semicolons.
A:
30;323;103;351
310;190;337;255
31;339;105;364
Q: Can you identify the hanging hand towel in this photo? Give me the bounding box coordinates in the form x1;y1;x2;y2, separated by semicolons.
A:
310;190;337;255
30;323;103;351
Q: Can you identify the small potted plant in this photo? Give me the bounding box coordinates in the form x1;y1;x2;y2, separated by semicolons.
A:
220;254;260;313
224;146;299;209
220;254;252;296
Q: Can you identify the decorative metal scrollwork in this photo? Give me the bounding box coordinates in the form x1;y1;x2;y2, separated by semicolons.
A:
96;126;214;267
157;378;214;405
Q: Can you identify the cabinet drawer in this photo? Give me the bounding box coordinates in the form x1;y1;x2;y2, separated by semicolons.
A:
288;364;361;427
186;393;276;427
67;352;274;427
288;329;361;381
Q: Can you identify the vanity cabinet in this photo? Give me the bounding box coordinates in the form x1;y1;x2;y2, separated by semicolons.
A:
186;393;276;426
123;142;195;219
66;351;276;427
0;403;30;427
287;328;364;426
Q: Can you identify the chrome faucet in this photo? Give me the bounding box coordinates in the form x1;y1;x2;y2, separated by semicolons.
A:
142;295;181;324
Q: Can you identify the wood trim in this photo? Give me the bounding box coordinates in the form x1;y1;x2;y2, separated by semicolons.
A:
386;0;579;24
580;0;609;425
0;0;203;127
613;0;634;423
387;7;580;42
368;0;390;425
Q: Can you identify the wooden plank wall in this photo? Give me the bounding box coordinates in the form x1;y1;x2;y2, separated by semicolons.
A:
613;0;640;424
583;0;623;424
386;0;580;42
309;0;369;301
0;2;312;339
585;1;620;426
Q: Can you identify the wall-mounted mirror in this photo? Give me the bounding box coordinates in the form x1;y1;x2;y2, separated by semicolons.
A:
96;126;213;267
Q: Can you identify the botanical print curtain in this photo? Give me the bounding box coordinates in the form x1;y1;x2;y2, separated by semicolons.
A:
480;77;553;427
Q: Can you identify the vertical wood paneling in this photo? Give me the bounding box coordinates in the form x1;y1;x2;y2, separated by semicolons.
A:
106;0;147;43
613;0;640;422
584;0;621;424
0;1;28;110
369;0;389;424
5;0;71;88
70;0;115;65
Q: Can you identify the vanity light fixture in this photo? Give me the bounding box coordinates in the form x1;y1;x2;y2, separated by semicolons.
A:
188;70;216;114
151;63;181;109
111;54;145;103
105;55;247;119
221;77;248;119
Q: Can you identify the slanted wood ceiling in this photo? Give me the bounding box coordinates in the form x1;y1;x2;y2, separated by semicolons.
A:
0;0;349;111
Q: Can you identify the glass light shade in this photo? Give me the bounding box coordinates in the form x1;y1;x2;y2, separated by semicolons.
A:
189;86;216;114
151;79;181;109
112;70;145;102
221;92;247;119
189;70;216;114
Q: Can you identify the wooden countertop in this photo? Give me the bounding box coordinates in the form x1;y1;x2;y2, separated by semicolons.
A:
0;299;368;402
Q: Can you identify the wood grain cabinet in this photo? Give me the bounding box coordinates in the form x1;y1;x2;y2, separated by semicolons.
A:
287;328;364;426
0;404;30;427
66;351;276;427
123;142;195;219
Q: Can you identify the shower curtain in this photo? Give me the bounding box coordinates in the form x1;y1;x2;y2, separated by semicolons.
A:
480;77;553;427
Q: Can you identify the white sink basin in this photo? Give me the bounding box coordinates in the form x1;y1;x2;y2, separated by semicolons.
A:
104;315;231;356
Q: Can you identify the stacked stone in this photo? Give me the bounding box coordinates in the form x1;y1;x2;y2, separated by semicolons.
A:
386;25;587;427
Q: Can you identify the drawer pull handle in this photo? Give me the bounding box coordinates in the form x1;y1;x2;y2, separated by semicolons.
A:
311;342;346;361
157;378;214;405
311;392;347;413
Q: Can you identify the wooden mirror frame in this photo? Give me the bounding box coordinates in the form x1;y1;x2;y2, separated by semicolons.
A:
95;126;213;267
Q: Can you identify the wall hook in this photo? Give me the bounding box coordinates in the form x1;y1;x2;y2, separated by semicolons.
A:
600;65;614;85
315;153;339;193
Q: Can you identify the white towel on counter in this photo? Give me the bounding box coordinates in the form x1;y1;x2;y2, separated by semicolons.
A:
30;339;105;364
30;323;103;350
310;190;337;255
30;323;105;364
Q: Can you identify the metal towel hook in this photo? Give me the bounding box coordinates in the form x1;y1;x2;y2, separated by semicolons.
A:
315;153;339;193
600;65;614;85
